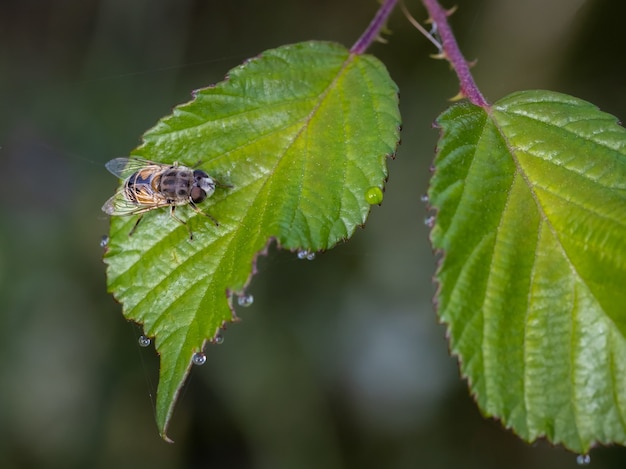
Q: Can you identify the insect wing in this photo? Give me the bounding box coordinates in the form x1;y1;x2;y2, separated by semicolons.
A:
102;191;133;216
105;157;165;180
101;190;144;216
101;190;169;216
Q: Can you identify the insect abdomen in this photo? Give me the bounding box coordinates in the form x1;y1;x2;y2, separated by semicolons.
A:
125;170;154;203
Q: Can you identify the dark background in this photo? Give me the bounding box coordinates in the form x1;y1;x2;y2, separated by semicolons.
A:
1;0;625;467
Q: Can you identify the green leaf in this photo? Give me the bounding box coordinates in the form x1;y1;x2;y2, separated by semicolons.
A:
103;41;400;440
429;90;626;453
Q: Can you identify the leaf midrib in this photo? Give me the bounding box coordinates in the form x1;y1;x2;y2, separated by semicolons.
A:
252;53;357;240
488;108;605;305
488;106;611;444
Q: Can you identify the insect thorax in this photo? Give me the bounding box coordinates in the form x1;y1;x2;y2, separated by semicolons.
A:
157;168;194;201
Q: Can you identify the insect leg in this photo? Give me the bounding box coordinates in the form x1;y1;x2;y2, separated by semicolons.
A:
128;215;144;236
189;201;219;226
169;206;194;240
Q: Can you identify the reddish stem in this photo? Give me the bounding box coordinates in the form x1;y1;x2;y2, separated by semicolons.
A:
351;0;398;55
421;0;489;107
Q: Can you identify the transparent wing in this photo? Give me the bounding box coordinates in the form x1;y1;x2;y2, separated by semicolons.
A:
101;189;170;216
104;157;165;179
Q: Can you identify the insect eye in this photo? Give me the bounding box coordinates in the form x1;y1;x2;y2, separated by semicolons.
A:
190;186;207;203
193;169;209;181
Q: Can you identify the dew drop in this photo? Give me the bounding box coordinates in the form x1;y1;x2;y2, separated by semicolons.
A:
424;216;435;228
365;186;383;205
576;454;591;466
100;235;109;248
420;194;429;204
297;249;316;261
138;335;151;347
192;352;206;366
212;334;224;345
237;293;254;307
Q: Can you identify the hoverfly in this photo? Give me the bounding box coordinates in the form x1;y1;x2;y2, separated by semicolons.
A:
102;157;224;240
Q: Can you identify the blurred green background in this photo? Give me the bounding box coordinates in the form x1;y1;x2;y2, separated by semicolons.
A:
2;0;626;467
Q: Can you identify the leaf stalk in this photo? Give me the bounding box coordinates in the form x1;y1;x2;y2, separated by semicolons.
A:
421;0;489;107
351;0;398;54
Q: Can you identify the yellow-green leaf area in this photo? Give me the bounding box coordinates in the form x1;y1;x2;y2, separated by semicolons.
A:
103;40;400;440
429;90;626;453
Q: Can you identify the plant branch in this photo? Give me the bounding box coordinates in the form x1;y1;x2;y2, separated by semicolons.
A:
421;0;489;107
351;0;398;55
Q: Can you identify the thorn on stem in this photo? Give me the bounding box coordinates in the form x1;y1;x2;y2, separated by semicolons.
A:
375;34;389;44
446;5;458;16
430;52;448;60
449;91;466;102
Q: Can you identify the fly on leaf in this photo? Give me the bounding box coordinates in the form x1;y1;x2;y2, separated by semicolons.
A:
102;157;225;240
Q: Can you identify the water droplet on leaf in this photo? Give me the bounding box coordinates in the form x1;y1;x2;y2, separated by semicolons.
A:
576;454;591;466
237;293;254;307
420;194;429;203
365;186;383;205
192;352;206;366
297;249;316;260
424;216;435;228
138;335;151;347
212;334;224;345
100;235;109;248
